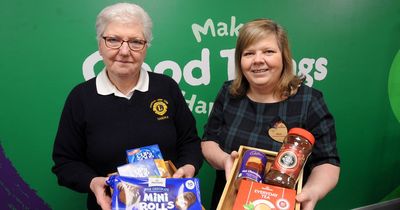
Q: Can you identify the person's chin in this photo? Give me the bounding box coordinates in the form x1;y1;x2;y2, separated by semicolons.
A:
250;79;271;87
115;63;135;70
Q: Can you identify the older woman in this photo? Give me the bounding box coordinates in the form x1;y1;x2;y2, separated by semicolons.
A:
52;3;203;210
202;19;340;210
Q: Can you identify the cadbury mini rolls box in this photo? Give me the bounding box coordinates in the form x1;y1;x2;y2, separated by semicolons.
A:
233;179;296;210
107;175;202;210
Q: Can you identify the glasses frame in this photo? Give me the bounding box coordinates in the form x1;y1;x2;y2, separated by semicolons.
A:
102;36;147;51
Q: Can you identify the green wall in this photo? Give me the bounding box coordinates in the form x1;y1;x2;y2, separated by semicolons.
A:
1;0;399;209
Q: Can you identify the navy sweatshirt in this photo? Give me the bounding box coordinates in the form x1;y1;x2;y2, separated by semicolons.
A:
52;72;203;209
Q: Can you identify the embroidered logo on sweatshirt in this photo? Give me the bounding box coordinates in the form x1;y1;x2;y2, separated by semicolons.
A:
150;99;169;120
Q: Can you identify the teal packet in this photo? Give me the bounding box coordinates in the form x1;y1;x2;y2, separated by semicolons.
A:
107;175;202;210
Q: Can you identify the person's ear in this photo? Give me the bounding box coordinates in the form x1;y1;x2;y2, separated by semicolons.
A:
98;41;103;56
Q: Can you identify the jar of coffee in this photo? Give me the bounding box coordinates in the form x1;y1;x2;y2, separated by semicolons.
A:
264;128;315;189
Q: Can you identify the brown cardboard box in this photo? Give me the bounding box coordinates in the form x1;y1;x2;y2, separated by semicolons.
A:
217;146;303;210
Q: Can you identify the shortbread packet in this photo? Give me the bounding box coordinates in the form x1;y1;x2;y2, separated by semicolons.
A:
117;159;160;178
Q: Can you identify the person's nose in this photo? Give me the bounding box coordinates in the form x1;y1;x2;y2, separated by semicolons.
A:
253;52;265;64
119;42;131;55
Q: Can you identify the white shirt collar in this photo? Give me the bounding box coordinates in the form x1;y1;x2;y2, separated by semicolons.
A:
96;68;149;99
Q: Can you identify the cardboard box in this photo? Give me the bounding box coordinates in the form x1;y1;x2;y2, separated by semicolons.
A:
217;146;303;210
233;180;296;210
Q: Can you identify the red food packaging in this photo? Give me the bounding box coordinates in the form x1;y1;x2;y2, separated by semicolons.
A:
233;179;296;210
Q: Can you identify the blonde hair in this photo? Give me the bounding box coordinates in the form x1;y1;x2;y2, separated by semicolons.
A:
230;18;303;98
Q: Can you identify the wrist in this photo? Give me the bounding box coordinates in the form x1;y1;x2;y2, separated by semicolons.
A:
302;185;324;201
89;177;96;192
221;153;230;168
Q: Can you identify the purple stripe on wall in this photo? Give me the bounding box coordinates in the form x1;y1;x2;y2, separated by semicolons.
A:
0;142;50;209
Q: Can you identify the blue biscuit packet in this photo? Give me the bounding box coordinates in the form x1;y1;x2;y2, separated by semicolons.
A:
126;144;171;178
117;159;160;178
126;144;163;163
107;175;202;210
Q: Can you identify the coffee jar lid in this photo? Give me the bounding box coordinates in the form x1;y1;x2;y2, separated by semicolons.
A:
288;127;315;145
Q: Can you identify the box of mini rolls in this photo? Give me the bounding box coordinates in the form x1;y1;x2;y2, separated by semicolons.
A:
217;145;303;210
107;144;205;210
107;175;202;210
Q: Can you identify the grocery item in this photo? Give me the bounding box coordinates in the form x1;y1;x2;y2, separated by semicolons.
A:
264;128;315;189
236;149;268;188
117;159;160;178
107;175;202;210
126;144;171;178
233;179;296;210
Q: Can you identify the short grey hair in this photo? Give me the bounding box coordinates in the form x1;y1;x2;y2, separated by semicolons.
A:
95;3;153;43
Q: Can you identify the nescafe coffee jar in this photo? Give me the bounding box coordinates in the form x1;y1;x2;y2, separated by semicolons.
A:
264;128;315;189
235;149;267;188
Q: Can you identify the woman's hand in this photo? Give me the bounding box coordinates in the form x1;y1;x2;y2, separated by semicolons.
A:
296;188;319;210
223;151;239;180
90;177;111;210
172;164;196;178
295;164;340;210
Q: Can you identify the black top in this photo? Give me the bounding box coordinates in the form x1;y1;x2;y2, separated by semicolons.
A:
52;72;203;209
203;81;340;169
